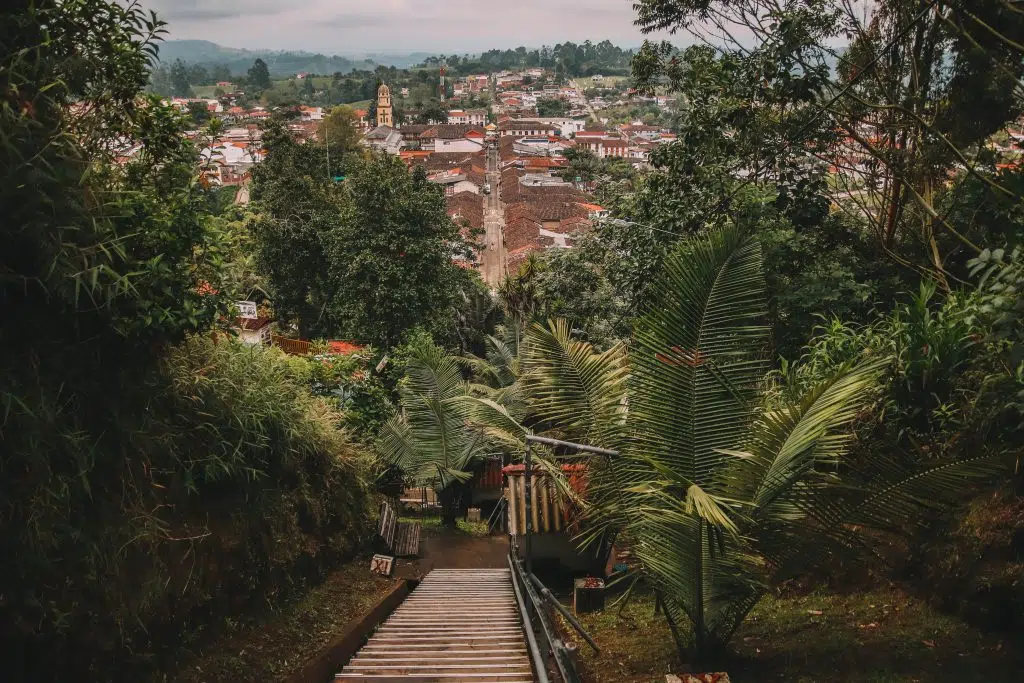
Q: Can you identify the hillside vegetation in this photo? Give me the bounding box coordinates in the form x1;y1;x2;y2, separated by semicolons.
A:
0;3;373;679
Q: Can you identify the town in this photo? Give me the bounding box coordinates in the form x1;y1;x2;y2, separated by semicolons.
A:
160;59;677;287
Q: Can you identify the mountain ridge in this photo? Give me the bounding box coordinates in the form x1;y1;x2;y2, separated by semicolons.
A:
155;40;435;74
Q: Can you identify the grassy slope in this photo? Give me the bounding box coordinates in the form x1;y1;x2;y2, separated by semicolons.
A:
577;75;629;88
168;561;397;682
569;587;1023;683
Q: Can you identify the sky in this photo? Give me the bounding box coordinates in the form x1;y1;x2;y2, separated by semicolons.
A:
138;0;681;54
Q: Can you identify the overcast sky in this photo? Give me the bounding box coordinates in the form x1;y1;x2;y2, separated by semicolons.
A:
138;0;683;54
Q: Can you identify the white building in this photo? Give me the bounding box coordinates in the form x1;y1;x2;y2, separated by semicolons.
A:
421;126;487;153
235;317;272;345
447;109;488;126
513;117;587;138
427;168;483;195
299;106;324;121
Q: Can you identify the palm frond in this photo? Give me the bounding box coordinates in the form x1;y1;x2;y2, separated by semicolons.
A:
630;224;770;486
378;343;525;490
522;318;628;449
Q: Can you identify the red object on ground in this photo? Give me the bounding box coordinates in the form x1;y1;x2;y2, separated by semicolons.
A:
327;340;363;355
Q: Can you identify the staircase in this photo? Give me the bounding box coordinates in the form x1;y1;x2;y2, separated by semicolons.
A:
336;568;535;682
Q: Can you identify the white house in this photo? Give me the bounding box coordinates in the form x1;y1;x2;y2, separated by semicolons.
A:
514;117;587;138
235;317;272;345
447;109;488;126
421;125;486;153
427;168;483;195
498;121;558;138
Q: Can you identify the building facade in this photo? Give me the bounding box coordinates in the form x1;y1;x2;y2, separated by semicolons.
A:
376;83;393;128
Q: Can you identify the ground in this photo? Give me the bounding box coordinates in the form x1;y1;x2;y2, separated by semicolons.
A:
577;75;629;89
166;562;397;682
165;515;504;682
394;516;509;576
161;518;1024;683
566;586;1024;683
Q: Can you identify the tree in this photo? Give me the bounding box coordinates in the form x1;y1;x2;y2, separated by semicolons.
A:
249;121;338;337
169;58;192;97
187;63;208;86
558;147;608;183
210;64;232;83
630;0;1024;288
415;102;449;125
379;342;526;525
326;154;474;347
186;100;211;127
536;97;570;117
251;127;474;347
317;106;362;154
521;226;1012;660
248;57;271;89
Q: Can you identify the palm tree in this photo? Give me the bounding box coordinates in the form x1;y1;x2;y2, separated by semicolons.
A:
523;225;1009;660
378;342;526;525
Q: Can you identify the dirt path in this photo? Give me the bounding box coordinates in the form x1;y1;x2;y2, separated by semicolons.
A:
395;523;509;578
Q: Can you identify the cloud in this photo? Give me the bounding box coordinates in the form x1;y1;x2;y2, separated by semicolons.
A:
138;0;680;53
148;0;291;22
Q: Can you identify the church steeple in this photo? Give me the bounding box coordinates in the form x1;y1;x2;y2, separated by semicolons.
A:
376;83;393;128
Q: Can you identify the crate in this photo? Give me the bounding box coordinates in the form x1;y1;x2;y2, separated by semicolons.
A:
573;577;605;614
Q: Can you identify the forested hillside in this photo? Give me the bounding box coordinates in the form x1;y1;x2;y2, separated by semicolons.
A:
155;39;377;76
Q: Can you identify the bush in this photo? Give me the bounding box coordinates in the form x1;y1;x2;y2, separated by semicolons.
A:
0;336;374;679
285;346;394;440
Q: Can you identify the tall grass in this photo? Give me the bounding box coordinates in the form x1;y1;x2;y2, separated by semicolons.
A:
0;335;374;679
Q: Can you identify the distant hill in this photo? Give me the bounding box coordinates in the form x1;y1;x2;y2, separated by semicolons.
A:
358;52;437;69
155;40;437;76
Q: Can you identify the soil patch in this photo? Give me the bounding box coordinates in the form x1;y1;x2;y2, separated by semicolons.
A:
167;560;398;682
565;586;1024;683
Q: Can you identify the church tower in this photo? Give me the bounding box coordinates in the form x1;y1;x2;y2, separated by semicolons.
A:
376;83;393;128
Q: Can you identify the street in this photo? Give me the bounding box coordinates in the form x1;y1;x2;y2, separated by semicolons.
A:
480;144;506;287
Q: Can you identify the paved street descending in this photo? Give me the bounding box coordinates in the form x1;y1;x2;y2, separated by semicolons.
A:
481;145;506;287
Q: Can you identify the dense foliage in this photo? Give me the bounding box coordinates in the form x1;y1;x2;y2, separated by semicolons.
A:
250;124;478;347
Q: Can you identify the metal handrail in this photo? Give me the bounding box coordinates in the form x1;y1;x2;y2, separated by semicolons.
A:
508;551;550;683
521;435;619;574
487;496;507;533
528;573;600;654
511;434;614;683
508;539;584;683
